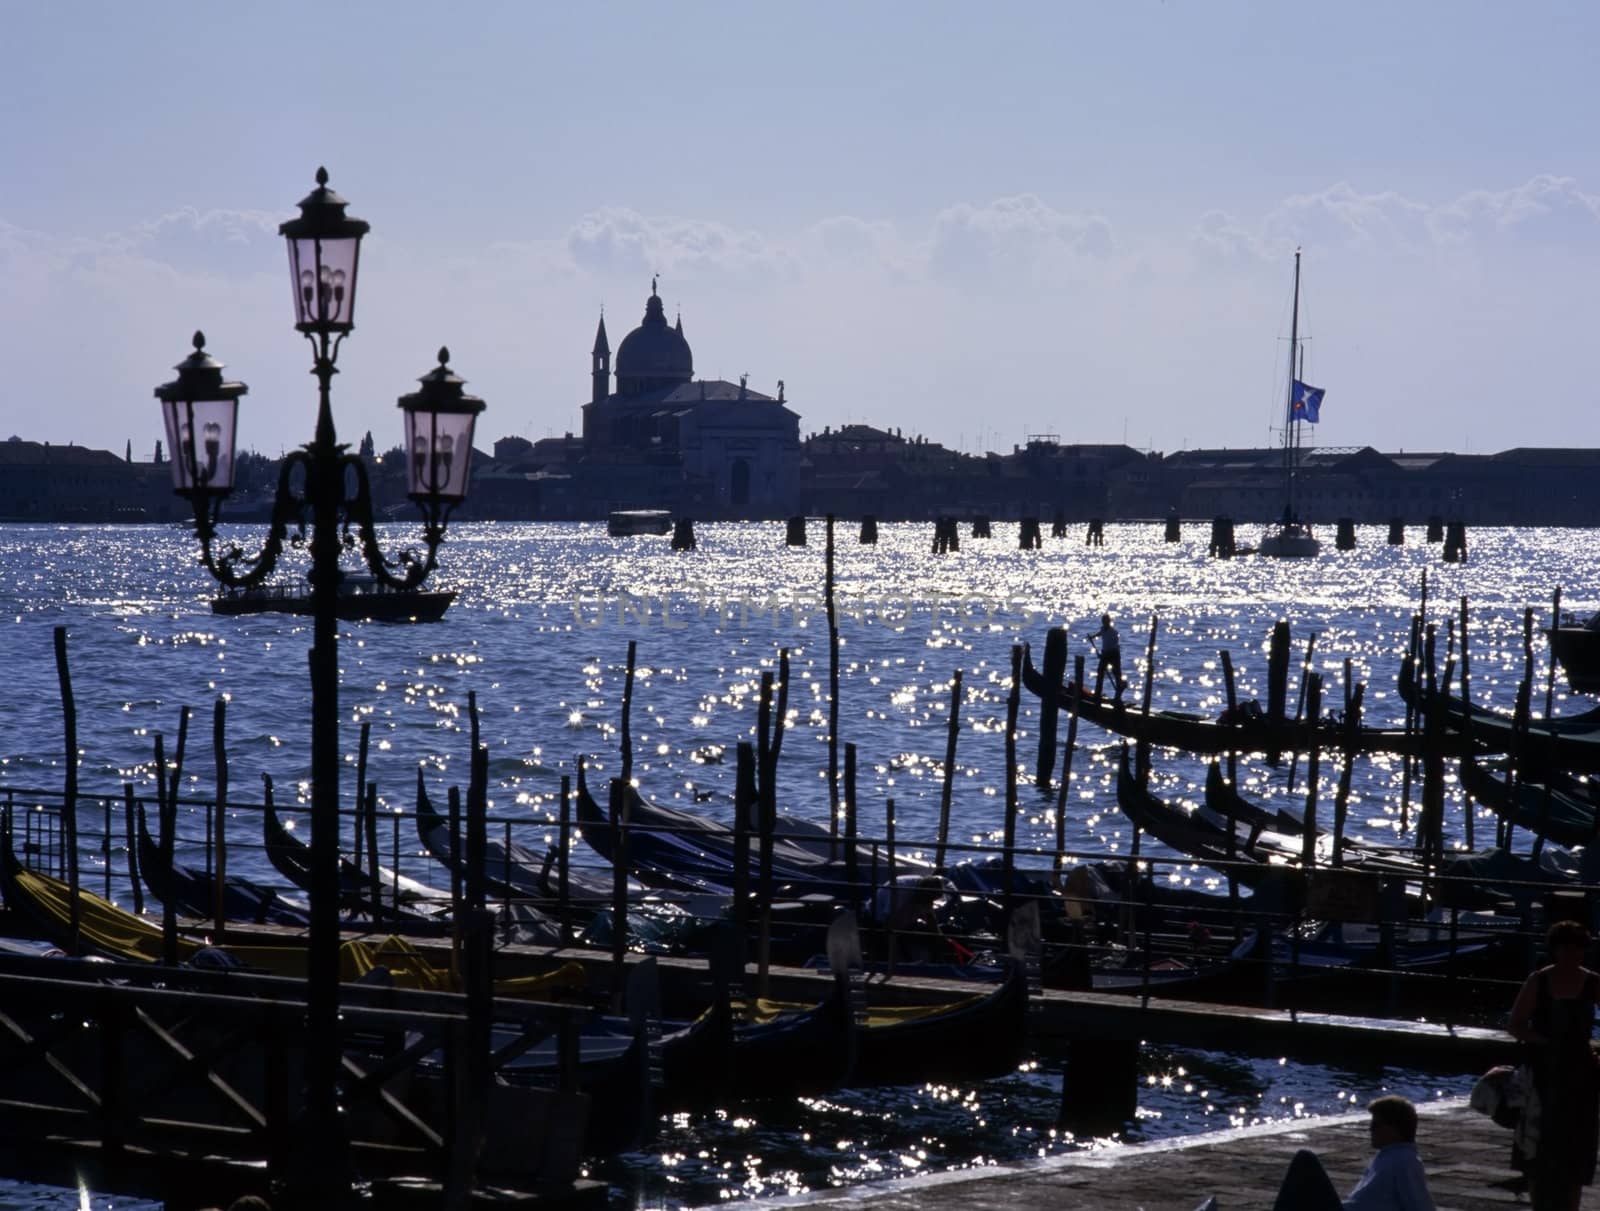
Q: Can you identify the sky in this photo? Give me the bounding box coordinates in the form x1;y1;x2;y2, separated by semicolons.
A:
3;1;1597;460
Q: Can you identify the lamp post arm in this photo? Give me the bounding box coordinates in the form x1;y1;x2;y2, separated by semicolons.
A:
341;452;448;590
193;450;312;589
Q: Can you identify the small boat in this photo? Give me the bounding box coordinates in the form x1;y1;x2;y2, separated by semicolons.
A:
1548;611;1600;694
212;573;456;621
1258;248;1323;559
606;509;673;537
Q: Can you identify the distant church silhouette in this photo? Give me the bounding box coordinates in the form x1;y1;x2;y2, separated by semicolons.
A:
580;280;799;514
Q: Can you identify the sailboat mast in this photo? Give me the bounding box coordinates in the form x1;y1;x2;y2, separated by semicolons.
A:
1284;248;1302;519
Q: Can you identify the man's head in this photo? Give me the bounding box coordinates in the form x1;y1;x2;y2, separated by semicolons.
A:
1101;613;1111;627
1367;1095;1418;1146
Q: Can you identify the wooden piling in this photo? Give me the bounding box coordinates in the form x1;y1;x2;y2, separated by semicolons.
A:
1052;653;1084;882
935;670;962;873
1443;521;1467;563
1209;516;1235;559
826;515;840;845
122;783;142;916
1220;650;1241;934
1087;518;1105;546
786;515;807;546
1052;510;1067;539
1164;512;1181;542
212;698;228;943
1300;674;1323;869
1019;517;1042;549
608;777;630;1013
52;627;81;949
858;515;877;544
1267;621;1291;723
620;639;637;786
972;515;991;538
1034;627;1068;789
1387;518;1405;544
558;774;573;947
154;734;176;967
671;517;696;550
1332;681;1365;867
1286;632;1319;791
1003;645;1022;917
1459;597;1476;851
756;671;777;996
1135;615;1159;781
1335;518;1356;550
1426;515;1444;543
355;719;371;869
734;743;754;973
1545;587;1561;724
363;782;380;924
448;786;464;916
844;743;859;892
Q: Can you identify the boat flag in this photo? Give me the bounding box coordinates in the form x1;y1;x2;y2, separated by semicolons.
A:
1290;380;1325;424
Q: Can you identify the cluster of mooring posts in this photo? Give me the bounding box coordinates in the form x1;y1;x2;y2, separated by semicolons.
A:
631;512;1474;559
4;517;1574;1209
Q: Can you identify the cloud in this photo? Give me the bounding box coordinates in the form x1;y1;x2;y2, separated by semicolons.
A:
927;193;1115;283
1192;176;1600;267
1429;174;1600;246
565;207;798;284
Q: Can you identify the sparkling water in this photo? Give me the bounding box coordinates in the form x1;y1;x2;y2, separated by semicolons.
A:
1;520;1585;1207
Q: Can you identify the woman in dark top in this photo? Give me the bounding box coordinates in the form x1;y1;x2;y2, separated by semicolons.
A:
1508;919;1600;1211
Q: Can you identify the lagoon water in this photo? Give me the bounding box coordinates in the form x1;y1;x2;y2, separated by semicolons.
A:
0;519;1592;1208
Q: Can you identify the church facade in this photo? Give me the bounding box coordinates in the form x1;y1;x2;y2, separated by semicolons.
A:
580;282;801;518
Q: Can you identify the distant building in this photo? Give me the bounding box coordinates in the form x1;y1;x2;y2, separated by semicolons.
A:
0;437;179;522
578;281;801;517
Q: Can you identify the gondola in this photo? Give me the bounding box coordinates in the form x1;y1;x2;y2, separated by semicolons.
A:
658;980;855;1109
413;771;615;919
136;800;311;927
1398;655;1600;773
1114;747;1427;888
1204;760;1305;837
574;760;871;899
848;957;1028;1087
261;775;449;926
1022;645;1431;759
1459;754;1598;848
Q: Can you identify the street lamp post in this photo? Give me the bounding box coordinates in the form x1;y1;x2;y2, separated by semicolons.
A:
156;168;485;1201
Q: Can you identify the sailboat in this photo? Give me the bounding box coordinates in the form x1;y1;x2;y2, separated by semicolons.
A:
1257;249;1323;559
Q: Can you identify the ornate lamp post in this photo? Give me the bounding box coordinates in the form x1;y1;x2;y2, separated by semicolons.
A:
156;168;485;1199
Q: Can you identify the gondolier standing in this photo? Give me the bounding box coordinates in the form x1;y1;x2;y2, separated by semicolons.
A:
1090;612;1126;698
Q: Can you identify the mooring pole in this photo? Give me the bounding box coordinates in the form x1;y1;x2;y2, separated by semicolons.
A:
935;670;962;873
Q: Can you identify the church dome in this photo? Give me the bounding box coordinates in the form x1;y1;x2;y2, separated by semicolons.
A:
615;282;693;392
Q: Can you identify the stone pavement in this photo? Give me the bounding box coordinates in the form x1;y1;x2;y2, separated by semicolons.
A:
762;1099;1533;1210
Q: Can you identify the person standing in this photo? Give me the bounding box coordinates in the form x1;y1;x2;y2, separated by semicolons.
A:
1508;919;1600;1211
1090;612;1125;697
